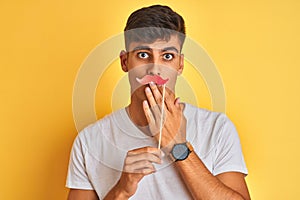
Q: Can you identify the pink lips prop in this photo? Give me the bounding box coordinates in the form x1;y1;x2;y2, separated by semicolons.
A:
136;75;169;85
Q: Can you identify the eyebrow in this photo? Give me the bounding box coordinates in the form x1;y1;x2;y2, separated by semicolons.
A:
132;46;151;52
161;47;179;53
132;46;179;53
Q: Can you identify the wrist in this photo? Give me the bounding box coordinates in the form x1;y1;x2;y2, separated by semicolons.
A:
161;138;187;152
114;182;131;200
160;135;187;153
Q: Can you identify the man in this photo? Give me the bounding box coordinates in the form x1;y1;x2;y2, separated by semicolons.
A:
66;5;250;200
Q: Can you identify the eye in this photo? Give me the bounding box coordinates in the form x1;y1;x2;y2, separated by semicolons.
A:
137;52;149;59
163;53;174;61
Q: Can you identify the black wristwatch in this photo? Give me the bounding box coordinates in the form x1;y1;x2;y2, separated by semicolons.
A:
170;142;193;162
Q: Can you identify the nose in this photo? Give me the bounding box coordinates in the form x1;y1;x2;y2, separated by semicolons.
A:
147;52;161;75
147;63;161;76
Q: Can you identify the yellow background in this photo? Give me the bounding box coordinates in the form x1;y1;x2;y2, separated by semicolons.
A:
1;0;299;199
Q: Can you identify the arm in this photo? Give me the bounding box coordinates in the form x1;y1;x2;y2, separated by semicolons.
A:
175;149;250;200
68;189;99;200
143;84;250;200
66;134;100;200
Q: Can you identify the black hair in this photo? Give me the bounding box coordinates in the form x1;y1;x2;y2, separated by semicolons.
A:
124;5;186;50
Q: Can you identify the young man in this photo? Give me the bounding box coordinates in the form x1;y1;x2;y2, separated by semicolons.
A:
66;5;250;200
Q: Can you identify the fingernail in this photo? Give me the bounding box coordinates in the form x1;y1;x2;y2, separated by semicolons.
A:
144;168;154;174
145;87;151;93
149;81;155;86
143;100;148;106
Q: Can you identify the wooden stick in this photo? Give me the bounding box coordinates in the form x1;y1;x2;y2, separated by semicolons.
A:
158;84;166;149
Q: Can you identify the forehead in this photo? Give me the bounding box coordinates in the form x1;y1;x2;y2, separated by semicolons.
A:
127;35;181;52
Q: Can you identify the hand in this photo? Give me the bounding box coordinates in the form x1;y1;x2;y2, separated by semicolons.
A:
143;83;187;150
116;146;163;198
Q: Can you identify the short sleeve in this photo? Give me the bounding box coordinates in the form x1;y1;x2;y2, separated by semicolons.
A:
66;132;94;190
212;115;248;176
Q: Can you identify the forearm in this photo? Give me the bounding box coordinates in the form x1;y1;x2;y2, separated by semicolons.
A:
103;181;129;200
67;189;99;200
175;152;245;200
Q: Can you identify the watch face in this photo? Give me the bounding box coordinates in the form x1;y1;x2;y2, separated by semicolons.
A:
172;143;189;161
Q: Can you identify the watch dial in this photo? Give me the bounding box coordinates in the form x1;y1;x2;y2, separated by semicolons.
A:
173;144;188;160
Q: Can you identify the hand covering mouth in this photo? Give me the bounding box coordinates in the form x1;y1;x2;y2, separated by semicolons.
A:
136;75;169;86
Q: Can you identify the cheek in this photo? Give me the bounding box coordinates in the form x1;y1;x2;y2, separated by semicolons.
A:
164;58;181;69
127;66;149;94
161;63;180;76
127;58;147;70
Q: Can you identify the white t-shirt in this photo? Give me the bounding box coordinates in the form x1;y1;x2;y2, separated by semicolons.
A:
66;103;248;199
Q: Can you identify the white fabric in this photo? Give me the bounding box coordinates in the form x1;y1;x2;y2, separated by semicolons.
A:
66;103;248;199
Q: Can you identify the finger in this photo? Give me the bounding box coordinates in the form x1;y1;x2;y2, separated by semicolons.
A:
174;97;181;108
144;102;161;135
163;91;181;114
124;160;156;173
131;160;155;171
127;146;163;158
149;104;162;125
126;152;162;165
145;86;157;108
156;85;174;111
134;168;155;175
149;82;163;105
140;168;156;175
131;167;155;175
157;85;175;99
174;97;180;104
124;166;155;175
143;100;155;124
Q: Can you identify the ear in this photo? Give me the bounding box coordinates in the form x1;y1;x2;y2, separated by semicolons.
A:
177;53;184;75
120;50;128;72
